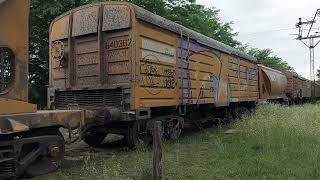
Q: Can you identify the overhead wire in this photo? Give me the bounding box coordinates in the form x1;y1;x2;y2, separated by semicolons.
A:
239;27;297;36
240;27;320;37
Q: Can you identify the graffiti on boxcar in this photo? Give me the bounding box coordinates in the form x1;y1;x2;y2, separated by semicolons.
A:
180;40;208;104
246;65;257;82
140;55;177;95
141;55;159;87
144;64;158;86
163;68;176;89
197;82;206;105
237;58;241;82
209;74;219;100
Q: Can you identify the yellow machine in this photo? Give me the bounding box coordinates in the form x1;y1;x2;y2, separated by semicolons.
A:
0;0;84;179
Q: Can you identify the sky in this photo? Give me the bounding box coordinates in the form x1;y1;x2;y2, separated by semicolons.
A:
197;0;320;79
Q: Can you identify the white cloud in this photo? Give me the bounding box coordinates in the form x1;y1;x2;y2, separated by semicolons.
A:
197;0;320;78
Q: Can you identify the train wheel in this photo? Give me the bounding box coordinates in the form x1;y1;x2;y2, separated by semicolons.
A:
141;132;153;146
168;122;182;140
125;121;140;149
238;107;250;119
83;131;107;147
24;129;64;177
125;121;157;148
233;106;250;120
165;116;184;141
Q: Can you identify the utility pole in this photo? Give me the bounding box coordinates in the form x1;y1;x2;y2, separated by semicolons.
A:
295;9;320;101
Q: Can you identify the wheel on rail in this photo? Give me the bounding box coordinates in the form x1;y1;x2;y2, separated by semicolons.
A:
140;131;153;146
125;121;141;149
168;120;182;140
164;116;184;141
231;106;250;120
236;106;250;119
83;131;107;147
24;129;65;177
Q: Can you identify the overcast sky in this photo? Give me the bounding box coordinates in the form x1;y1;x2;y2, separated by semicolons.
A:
197;0;320;78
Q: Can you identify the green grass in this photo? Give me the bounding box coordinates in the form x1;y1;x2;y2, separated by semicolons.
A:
35;103;320;180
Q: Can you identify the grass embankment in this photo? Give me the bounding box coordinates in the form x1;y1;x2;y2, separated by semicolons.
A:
38;104;320;180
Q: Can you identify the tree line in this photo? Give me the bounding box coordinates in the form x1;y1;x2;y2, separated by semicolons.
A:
29;0;292;107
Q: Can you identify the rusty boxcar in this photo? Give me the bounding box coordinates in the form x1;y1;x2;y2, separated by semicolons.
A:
315;83;320;98
258;65;287;102
285;71;312;103
48;2;260;146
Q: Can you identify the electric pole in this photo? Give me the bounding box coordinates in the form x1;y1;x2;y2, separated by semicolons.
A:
295;9;320;101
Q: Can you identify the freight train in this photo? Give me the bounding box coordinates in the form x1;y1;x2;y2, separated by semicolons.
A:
2;2;319;179
47;2;320;148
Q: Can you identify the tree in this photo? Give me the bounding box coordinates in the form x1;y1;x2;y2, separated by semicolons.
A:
246;48;292;71
164;0;240;47
317;68;320;81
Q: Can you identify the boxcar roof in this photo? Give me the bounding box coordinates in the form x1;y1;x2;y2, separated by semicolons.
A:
131;4;257;62
258;64;285;75
51;2;257;62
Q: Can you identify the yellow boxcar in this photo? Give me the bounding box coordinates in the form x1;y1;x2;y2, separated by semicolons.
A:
48;2;258;147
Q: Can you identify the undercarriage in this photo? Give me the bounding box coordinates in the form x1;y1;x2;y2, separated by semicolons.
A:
0;129;64;179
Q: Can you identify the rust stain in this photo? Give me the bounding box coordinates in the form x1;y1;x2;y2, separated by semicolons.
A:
72;6;99;37
0;0;34;115
50;16;70;41
102;5;131;31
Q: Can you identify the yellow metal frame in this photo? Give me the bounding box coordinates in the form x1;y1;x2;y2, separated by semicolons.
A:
0;0;35;115
0;98;37;115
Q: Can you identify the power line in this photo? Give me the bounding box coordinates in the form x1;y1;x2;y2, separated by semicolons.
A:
295;8;320;100
240;27;320;37
240;27;296;36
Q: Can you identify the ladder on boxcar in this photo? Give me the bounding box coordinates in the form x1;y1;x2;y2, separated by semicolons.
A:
179;30;191;116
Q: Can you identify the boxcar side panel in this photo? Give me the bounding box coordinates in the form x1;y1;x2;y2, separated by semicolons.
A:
315;83;320;98
293;77;303;98
133;21;233;109
134;21;179;109
228;57;259;102
284;72;294;96
178;44;229;106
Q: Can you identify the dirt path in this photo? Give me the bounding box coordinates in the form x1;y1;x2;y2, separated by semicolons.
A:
61;134;127;169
